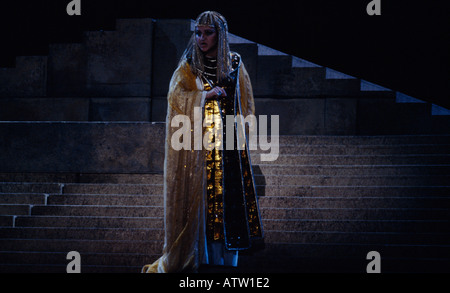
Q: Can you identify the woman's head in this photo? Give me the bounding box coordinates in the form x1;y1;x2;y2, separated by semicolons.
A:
194;11;228;57
195;25;218;57
182;11;231;84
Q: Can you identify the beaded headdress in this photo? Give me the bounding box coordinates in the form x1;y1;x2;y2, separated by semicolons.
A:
181;11;232;85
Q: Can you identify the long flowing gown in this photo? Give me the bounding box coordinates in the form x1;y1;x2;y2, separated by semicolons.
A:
142;53;262;273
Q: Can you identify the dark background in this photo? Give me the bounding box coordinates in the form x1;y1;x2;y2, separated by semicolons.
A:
0;0;448;108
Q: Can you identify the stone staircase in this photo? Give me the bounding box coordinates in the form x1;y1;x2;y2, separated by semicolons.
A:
0;173;163;273
1;17;450;273
242;136;450;273
0;135;449;273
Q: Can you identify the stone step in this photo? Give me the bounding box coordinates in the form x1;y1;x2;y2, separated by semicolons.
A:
0;183;63;194
0;173;163;184
263;219;450;233
47;194;163;206
255;174;450;187
0;193;47;205
30;205;163;218
252;154;450;165
0;227;163;241
0;251;157;269
0;204;30;216
0;216;13;227
251;144;450;155
258;196;450;209
259;135;450;145
62;183;163;195
260;207;450;221
259;185;450;197
264;230;450;246
0;238;162;255
14;215;163;229
255;164;450;176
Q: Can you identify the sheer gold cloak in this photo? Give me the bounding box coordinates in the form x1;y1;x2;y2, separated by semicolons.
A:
142;58;255;273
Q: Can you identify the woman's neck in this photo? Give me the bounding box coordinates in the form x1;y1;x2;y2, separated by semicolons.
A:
204;46;218;58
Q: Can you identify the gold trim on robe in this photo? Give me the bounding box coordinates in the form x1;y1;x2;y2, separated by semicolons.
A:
204;98;225;241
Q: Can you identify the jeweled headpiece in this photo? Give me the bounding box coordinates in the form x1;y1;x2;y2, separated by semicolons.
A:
181;11;231;85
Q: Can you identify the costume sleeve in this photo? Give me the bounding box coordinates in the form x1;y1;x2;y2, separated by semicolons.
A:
167;61;207;117
142;60;207;273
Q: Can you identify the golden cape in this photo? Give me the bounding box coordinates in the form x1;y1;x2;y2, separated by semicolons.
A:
142;58;255;273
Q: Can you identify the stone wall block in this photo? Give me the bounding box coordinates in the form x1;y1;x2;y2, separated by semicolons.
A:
0;56;47;97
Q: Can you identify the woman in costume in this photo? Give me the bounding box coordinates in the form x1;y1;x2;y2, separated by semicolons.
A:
142;11;263;273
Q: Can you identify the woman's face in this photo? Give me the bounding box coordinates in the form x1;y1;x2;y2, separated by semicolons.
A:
195;25;218;57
